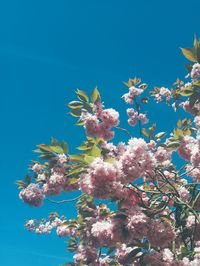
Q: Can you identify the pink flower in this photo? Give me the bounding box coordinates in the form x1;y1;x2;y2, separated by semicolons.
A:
31;163;43;173
177;185;190;202
82;107;119;140
100;108;119;127
154;146;172;166
80;158;123;199
126;206;150;239
128;117;137;126
73;244;97;264
115;244;134;263
179;100;195;114
19;183;44;207
159;87;171;98
91;217;122;246
58;154;68;164
138;113;149;124
147;220;176;248
129;86;143;96
56;225;71;237
191;63;200;80
186;215;196;228
194;115;200;128
178;136;197;161
120;138;154;182
127;108;135;117
122;86;143;104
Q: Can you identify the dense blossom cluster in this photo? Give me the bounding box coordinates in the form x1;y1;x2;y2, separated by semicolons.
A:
82;105;119;140
18;39;200;265
119;138;155;182
19;183;44;207
80;158;122;199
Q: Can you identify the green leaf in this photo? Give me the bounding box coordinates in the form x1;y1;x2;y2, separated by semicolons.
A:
194;35;199;50
40;154;53;160
67;237;78;252
178;90;194;96
155;132;166;139
39;144;53;152
49;145;64;154
69;154;85;162
82;102;93;112
77;144;92;151
33;148;43;153
84;155;95;163
149;123;156;132
68;177;79;184
90;145;101;157
61;142;69;154
68;101;83;109
174;129;184;138
67;167;85;176
105;158;116;163
141;128;151;138
91;87;101;103
184;128;191;136
180;47;197;62
189;93;199;108
167;141;180;149
51;137;59;146
177;120;182;128
76;89;89;102
76;118;84;126
126;248;142;263
193;80;200;87
139;83;148;90
69;108;82;117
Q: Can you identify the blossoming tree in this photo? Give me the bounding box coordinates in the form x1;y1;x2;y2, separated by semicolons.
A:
17;37;200;265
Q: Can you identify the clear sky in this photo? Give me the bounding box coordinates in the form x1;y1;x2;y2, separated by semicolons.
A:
1;0;200;265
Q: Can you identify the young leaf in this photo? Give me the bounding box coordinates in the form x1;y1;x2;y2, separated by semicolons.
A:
61;141;69;154
90;145;101;157
91;87;101;103
167;141;180;149
51;137;59;146
77;144;92;151
180;47;197;62
69;108;82;117
155;132;166;139
39;144;53;153
76;89;89;102
69;154;85;162
178;90;194;96
68;101;83;109
76;118;84;126
142;128;151;138
49;145;64;154
67;167;85;176
84;155;95;163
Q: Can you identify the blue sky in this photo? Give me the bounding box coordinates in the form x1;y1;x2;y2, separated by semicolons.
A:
1;0;200;265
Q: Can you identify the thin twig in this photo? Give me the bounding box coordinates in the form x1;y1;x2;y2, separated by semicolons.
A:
115;126;132;138
47;195;81;204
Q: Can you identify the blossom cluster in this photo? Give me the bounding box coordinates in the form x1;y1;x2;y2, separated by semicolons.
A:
18;39;200;265
81;105;119;140
122;85;144;104
127;108;148;126
19;153;78;207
